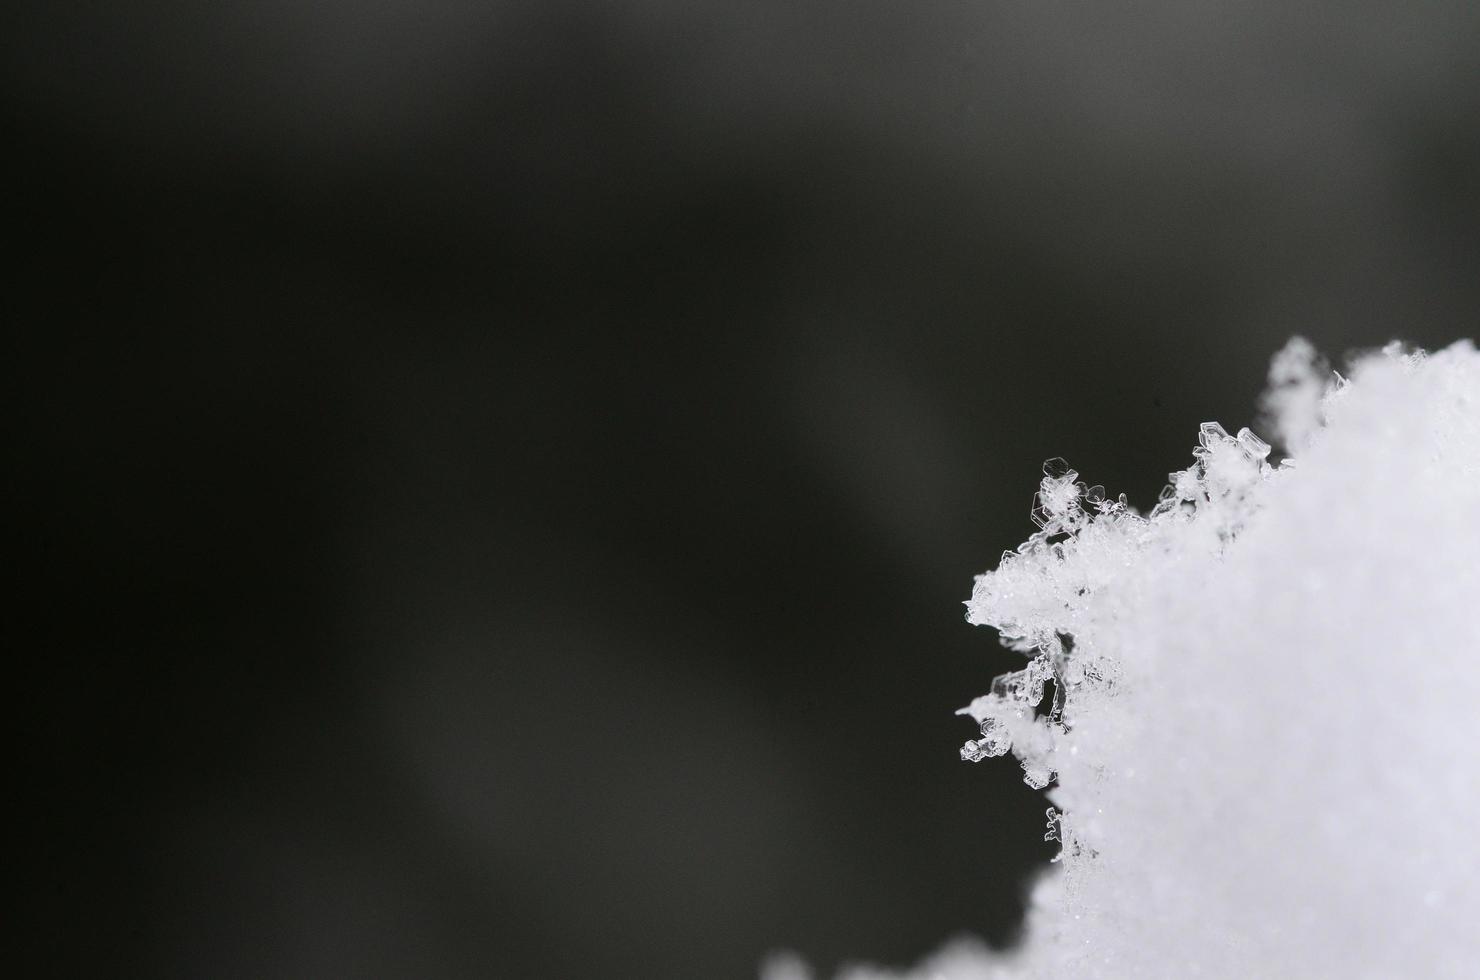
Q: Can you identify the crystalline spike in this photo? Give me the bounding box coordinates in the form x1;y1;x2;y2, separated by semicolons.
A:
1042;456;1073;479
992;658;1054;705
960;739;990;762
1173;469;1201;500
956;694;1006;722
1021;764;1054;790
976;717;1012;756
1038;476;1081;521
1235;427;1272;460
1198;421;1230;448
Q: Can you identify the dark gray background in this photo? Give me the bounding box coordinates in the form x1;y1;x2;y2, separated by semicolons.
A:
10;2;1478;977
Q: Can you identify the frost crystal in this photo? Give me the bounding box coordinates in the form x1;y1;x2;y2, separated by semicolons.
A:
772;339;1480;980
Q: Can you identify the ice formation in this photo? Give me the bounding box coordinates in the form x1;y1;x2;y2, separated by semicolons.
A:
770;339;1480;979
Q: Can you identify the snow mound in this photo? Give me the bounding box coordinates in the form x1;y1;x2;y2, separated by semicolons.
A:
775;338;1480;979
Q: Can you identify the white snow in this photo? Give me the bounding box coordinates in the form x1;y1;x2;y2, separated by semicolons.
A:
773;338;1480;979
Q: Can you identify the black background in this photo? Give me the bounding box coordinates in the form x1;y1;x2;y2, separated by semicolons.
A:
10;2;1479;977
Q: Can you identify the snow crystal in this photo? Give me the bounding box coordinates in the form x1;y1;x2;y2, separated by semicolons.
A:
771;338;1480;980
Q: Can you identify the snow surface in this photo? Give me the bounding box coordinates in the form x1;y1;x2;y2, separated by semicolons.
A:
770;339;1480;979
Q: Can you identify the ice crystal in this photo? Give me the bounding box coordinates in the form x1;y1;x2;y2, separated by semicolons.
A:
770;338;1480;980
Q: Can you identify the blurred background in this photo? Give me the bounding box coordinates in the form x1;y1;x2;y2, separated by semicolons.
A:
8;2;1478;976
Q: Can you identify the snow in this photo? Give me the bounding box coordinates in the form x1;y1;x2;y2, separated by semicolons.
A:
772;338;1480;979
